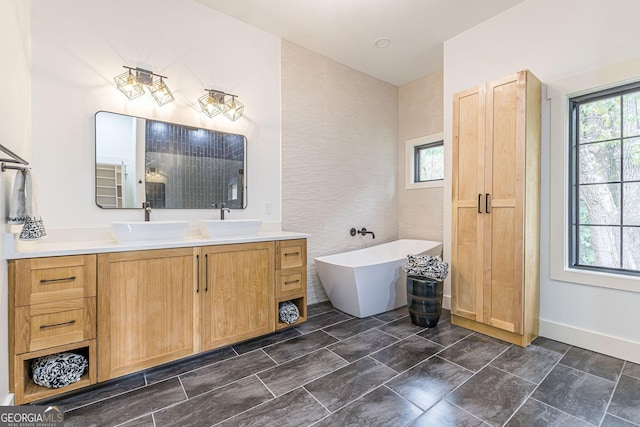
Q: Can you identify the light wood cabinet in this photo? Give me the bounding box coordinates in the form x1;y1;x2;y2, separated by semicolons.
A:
9;255;97;404
198;242;275;350
8;238;307;399
451;70;541;346
275;239;307;330
97;248;196;381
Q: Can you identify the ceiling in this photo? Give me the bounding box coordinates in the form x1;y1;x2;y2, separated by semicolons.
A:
196;0;524;86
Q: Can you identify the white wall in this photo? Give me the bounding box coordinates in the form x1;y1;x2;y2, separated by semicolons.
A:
1;0;31;406
95;113;136;166
444;0;640;361
398;70;444;242
31;0;281;228
281;41;399;304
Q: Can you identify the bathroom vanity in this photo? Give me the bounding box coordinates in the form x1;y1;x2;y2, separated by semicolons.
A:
7;233;308;404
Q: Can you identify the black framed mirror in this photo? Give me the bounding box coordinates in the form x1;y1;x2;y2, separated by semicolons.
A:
95;111;247;209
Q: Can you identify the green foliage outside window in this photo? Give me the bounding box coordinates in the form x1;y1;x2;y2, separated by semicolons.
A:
415;142;444;182
573;86;640;273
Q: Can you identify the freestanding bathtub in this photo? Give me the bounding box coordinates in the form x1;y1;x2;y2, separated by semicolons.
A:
315;239;443;318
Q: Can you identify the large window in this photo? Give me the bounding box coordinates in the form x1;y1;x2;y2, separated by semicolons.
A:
569;81;640;275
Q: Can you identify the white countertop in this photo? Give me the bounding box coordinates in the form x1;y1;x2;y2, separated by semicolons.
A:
5;226;310;259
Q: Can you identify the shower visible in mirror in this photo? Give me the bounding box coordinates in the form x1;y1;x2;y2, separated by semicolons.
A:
95;111;247;209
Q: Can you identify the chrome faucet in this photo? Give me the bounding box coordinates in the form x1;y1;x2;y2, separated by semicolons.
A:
143;202;151;222
220;203;231;220
213;202;231;220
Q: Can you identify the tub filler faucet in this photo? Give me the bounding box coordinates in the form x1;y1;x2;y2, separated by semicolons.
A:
350;227;375;239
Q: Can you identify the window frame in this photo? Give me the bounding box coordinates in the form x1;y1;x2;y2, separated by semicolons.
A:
414;140;444;183
548;59;640;294
405;132;444;190
568;81;640;277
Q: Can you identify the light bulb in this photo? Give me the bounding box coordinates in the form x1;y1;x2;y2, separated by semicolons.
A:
124;75;135;93
206;95;217;111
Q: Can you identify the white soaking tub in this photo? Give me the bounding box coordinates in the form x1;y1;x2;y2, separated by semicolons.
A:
315;239;443;318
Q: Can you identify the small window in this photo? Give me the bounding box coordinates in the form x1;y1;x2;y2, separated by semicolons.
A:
405;133;444;189
414;141;444;182
569;81;640;276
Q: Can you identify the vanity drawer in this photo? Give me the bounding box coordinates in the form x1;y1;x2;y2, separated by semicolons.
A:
14;298;96;354
276;240;306;270
276;267;306;299
14;255;96;306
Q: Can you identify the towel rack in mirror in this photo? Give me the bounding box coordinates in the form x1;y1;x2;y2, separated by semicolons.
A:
0;144;29;172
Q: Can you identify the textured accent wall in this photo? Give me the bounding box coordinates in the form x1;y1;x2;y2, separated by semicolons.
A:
398;71;444;241
281;41;399;304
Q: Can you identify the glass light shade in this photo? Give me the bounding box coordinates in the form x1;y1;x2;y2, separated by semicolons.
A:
198;91;224;118
114;70;144;100
148;78;175;106
223;96;244;121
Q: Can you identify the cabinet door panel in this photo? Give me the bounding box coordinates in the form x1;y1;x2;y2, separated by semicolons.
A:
451;208;482;320
452;86;485;321
485;73;526;334
486;207;522;333
488;79;518;201
201;242;274;350
98;248;195;381
454;88;485;202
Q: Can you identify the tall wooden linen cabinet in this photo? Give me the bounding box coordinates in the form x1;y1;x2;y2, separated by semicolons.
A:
451;70;541;347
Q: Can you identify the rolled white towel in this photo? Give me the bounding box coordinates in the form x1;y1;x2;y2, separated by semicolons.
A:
19;169;47;240
8;170;25;224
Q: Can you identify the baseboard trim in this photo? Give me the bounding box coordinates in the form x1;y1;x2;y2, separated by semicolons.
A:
443;294;451;310
540;319;640;364
1;392;15;406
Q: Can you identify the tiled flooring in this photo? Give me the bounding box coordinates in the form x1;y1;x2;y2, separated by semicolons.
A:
41;302;640;427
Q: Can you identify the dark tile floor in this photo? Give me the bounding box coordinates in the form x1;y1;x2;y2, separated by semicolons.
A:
39;302;640;427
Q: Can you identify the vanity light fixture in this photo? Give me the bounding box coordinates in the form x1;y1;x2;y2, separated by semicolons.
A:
114;66;174;106
198;89;225;118
148;76;175;106
223;95;244;122
198;89;244;121
114;67;144;100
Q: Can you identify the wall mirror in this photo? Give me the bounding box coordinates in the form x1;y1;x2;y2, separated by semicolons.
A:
95;111;247;209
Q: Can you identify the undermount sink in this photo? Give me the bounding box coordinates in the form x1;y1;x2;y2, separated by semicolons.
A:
111;221;189;243
199;219;262;238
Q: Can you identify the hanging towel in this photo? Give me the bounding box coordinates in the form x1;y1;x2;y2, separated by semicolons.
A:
8;170;26;224
19;170;47;240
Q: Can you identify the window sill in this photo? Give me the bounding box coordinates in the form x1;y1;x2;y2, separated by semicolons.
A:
550;264;640;294
405;180;443;190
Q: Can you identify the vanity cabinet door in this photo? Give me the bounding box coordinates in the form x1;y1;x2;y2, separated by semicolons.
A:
97;248;196;381
199;242;275;351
